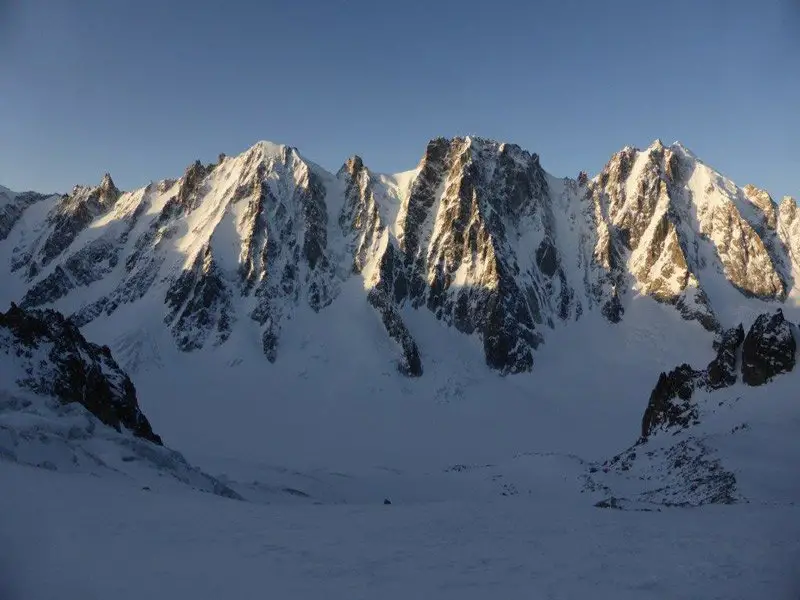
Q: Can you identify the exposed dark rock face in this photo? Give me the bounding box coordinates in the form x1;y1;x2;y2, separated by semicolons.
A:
71;186;182;326
675;289;719;332
641;311;795;439
706;324;745;389
338;138;575;373
778;196;800;272
337;137;587;373
384;137;580;373
588;141;789;330
21;195;149;312
165;244;234;351
0;304;161;444
367;288;422;376
339;155;386;276
588;143;725;331
22;237;119;308
741;309;796;386
238;162;270;294
338;155;423;375
590;437;738;507
177;161;210;210
742;184;794;294
641;364;704;439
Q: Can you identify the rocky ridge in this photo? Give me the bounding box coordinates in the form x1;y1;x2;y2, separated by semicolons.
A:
0;303;160;443
2;138;798;375
587;308;797;508
641;308;796;439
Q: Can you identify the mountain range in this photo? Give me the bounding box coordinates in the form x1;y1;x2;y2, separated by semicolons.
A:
1;137;799;597
1;137;798;376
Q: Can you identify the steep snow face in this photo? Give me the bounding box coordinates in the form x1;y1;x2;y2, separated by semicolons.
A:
1;138;798;373
0;187;59;243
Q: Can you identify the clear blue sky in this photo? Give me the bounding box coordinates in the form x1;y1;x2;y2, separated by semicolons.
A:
1;0;798;199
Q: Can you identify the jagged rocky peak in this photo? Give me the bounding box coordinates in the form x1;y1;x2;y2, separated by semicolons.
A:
72;171;122;209
11;172;125;277
779;195;798;221
338;155;387;276
0;304;161;444
176;159;211;209
336;135;568;374
99;171;118;194
668;140;694;155
777;196;800;265
590;136;791;333
392;135;572;372
589;140;717;329
706;324;745;389
340;154;365;175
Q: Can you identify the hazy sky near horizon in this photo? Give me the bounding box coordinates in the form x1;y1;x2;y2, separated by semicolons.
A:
1;0;798;199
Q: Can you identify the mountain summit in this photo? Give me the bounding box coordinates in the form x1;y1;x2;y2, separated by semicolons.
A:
1;137;797;374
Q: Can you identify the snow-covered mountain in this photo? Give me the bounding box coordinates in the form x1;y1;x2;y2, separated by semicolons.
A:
1;137;798;376
2;138;799;598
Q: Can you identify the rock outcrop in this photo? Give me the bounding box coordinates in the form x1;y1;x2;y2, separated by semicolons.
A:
741;309;796;386
640;363;705;439
641;310;795;439
706;324;745;389
598;311;795;509
0;304;161;444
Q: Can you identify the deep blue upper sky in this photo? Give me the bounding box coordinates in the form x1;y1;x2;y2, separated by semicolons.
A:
1;0;798;199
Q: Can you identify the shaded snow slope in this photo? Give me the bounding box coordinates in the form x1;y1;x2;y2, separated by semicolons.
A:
0;391;239;499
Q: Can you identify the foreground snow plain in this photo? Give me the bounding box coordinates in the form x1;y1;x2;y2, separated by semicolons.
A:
2;290;799;598
2;462;798;600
